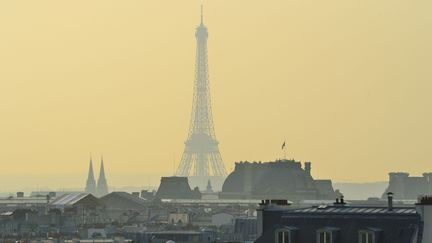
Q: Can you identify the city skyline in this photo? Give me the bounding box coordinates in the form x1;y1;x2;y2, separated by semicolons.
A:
0;0;431;190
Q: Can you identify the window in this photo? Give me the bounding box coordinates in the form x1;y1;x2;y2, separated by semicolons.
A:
276;230;290;243
316;228;338;243
275;227;297;243
359;231;375;243
318;231;332;243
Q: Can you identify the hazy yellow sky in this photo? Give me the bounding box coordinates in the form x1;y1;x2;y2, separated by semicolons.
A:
0;0;431;190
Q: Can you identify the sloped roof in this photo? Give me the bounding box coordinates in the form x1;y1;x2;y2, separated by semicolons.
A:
155;177;201;199
0;197;47;205
100;192;147;205
288;205;417;216
50;192;98;208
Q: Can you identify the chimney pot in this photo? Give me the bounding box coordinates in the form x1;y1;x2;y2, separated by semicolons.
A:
387;192;394;211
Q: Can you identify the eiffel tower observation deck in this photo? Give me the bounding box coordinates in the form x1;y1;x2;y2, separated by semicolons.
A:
176;6;227;191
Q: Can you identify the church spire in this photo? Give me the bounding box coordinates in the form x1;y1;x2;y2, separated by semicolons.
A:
96;155;109;197
84;155;96;195
99;155;105;178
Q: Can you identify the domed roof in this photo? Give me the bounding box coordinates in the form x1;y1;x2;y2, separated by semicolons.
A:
221;160;320;199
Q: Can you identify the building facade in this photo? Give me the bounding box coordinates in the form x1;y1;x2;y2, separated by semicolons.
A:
382;172;432;200
256;196;432;243
155;177;201;200
220;160;340;201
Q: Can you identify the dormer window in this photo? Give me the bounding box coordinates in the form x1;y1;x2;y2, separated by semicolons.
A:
317;227;339;243
275;227;297;243
359;229;379;243
318;231;332;243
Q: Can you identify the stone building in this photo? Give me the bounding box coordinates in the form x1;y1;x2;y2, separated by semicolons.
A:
155;177;201;200
49;193;107;229
382;172;432;200
168;212;190;225
100;192;149;223
219;159;340;201
255;196;432;243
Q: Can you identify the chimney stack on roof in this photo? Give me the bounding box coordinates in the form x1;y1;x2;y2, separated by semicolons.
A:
259;199;290;206
387;192;394;211
334;195;346;206
304;162;311;175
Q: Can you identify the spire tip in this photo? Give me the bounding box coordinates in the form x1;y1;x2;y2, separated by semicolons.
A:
200;5;204;24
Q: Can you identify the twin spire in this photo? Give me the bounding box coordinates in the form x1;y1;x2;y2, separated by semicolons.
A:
85;155;109;197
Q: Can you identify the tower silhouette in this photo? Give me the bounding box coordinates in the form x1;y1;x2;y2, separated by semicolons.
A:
85;156;96;195
176;6;227;179
96;156;109;197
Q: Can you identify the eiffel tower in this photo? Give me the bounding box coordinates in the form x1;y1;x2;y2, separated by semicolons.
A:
176;7;227;183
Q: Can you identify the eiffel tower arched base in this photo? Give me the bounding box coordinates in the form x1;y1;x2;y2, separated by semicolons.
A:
188;175;226;192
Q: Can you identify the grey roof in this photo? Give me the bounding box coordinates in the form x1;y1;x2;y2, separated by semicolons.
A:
288;205;417;216
0;197;48;205
50;193;91;207
30;191;81;197
100;192;147;205
221;160;337;200
156;177;201;199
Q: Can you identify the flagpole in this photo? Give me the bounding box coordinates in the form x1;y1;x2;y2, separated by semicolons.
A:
282;140;287;160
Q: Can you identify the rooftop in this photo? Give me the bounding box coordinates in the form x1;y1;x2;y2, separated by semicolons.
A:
288;205;417;216
101;191;147;205
50;192;90;207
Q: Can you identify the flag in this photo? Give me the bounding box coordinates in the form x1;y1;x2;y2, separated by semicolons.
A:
282;141;286;149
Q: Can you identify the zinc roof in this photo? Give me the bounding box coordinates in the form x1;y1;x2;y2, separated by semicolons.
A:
288;205;417;216
49;193;90;207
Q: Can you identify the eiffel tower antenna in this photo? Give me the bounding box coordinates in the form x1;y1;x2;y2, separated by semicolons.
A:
200;5;203;24
175;6;227;177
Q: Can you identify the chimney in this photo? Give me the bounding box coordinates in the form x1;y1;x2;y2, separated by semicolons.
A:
387;192;394;211
416;195;432;243
304;162;311;175
334;196;346;206
257;199;290;238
